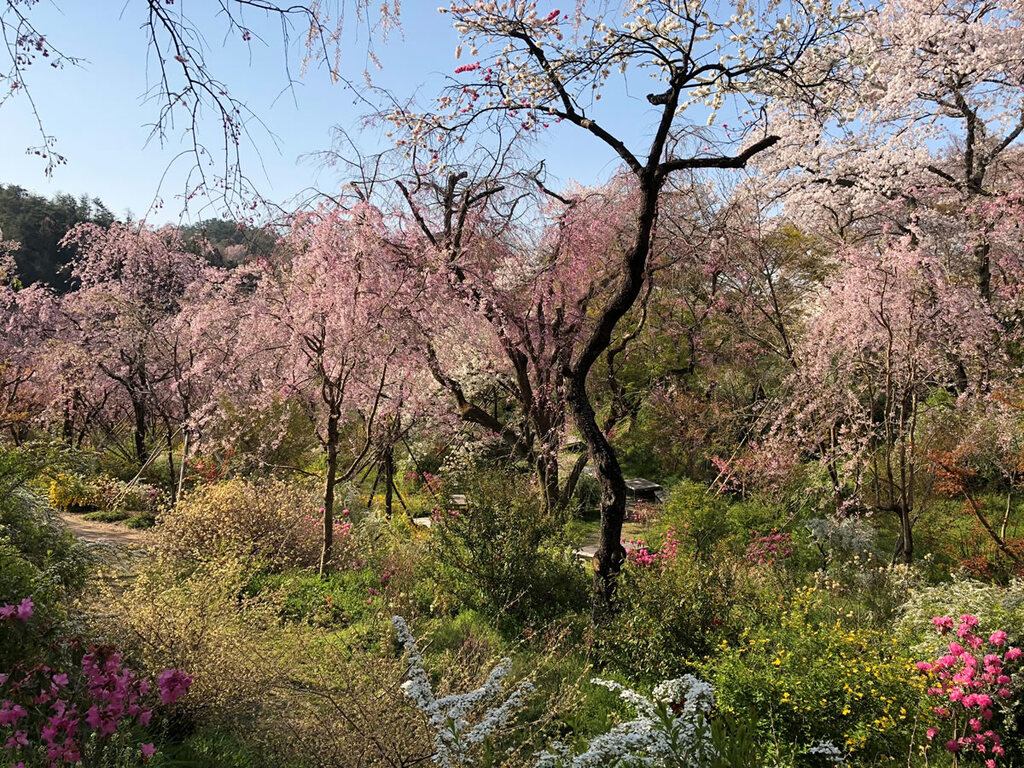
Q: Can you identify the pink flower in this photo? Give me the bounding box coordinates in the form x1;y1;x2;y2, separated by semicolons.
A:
933;616;954;633
15;599;33;621
989;630;1008;646
1004;647;1022;661
0;702;27;726
141;743;156;759
926;727;939;739
5;730;28;749
156;669;193;704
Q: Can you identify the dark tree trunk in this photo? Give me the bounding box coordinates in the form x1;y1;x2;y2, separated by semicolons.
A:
976;240;991;304
132;396;147;466
567;181;659;617
62;399;74;444
383;440;395;518
165;420;176;505
892;505;914;565
536;451;561;518
568;372;628;619
319;408;341;575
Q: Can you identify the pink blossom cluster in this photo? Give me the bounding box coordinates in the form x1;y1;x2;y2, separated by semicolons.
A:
627;501;659;525
917;615;1021;766
626;526;680;569
430;508;462;520
302;510;352;538
0;598;33;622
0;614;192;767
744;529;793;566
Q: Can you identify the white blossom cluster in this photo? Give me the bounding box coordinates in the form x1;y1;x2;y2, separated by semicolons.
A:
806;516;877;559
807;741;846;765
535;674;717;768
392;615;535;768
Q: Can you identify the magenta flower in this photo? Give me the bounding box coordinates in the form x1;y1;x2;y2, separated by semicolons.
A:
0;702;28;727
989;630;1008;646
141;742;156;759
156;669;193;704
5;730;28;750
15;599;33;621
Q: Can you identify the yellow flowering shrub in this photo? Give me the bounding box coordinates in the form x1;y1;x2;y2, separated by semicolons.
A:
706;586;931;764
47;472;102;513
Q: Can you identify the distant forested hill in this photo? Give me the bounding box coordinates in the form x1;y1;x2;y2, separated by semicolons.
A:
0;185;277;290
0;184;115;291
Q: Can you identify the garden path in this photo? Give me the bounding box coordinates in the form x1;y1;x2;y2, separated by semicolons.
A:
60;514;153;550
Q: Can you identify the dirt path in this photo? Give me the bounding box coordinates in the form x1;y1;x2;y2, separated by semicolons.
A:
60;514;153;550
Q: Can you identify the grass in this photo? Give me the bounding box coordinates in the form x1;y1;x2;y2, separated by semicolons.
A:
81;509;131;523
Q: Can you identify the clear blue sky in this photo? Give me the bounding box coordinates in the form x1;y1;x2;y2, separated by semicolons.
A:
2;2;656;224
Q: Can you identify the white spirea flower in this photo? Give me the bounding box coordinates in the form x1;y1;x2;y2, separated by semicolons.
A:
392;616;535;768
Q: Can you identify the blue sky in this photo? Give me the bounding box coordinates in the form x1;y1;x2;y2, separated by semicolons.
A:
3;2;651;224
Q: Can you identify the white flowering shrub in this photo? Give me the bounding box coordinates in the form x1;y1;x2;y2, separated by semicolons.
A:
392;617;765;768
806;516;878;563
897;576;1024;655
535;675;719;768
392;615;535;768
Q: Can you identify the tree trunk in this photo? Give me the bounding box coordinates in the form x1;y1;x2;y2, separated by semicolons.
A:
892;505;914;565
165;421;176;505
536;451;561;518
383;440;395;518
132;396;147;466
568;373;628;620
177;431;189;503
62;399;74;445
975;238;991;304
319;409;341;576
568;181;658;616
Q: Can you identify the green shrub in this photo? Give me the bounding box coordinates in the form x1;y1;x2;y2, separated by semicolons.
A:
245;567;388;627
82;508;132;523
154;730;286;768
596;542;771;680
657;481;734;560
98;559;298;728
125;513;157;529
0;444;90;666
425;471;588;622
